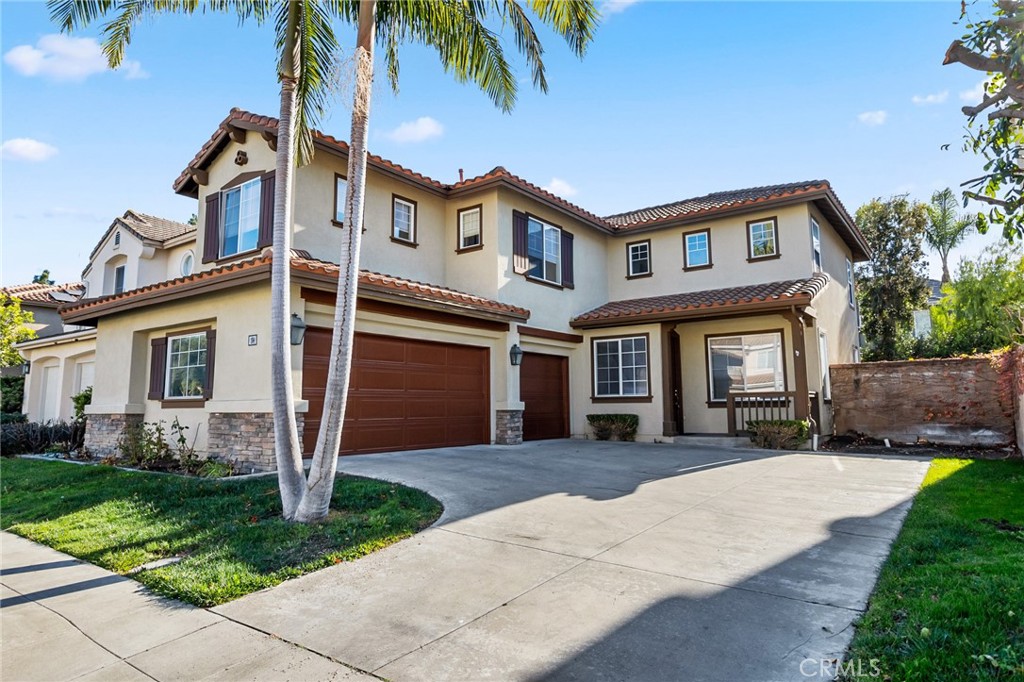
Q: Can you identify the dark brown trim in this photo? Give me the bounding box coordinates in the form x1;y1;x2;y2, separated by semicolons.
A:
332;172;347;228
157;326;214;406
214;247;262;265
160;398;206;409
625;239;652;279
518;325;583;344
570;296;813;329
301;287;510;332
703;327;788;405
261;130;278;151
589;332;654;403
682;228;713;271
661;323;682;436
391;194;418;245
456;204;484;253
220;170;263;191
783;309;810;421
746;216;780;261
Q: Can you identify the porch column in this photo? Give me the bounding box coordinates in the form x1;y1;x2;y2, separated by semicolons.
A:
784;308;810;422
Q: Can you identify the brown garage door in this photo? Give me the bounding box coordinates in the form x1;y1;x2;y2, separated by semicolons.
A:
302;328;490;455
521;352;569;441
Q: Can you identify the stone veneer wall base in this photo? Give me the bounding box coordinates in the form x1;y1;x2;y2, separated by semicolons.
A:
85;413;144;459
208;412;304;473
495;409;524;445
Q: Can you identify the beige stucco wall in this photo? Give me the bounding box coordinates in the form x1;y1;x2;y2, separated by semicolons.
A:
20;334;96;422
605;204;816;301
84;226;144;296
675;314;796;434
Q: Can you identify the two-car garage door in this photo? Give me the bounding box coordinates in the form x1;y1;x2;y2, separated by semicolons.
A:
302;328;490;455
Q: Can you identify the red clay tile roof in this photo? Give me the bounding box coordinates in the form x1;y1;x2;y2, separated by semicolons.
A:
87;210;195;262
571;274;830;328
3;282;85;307
61;251;528;324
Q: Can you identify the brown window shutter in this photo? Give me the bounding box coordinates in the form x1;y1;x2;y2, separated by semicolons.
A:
561;231;575;289
512;211;529;274
257;172;275;249
148;337;167;400
204;329;217;400
203;194;220;263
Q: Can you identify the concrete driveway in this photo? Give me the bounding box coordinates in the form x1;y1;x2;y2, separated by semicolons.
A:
216;441;929;682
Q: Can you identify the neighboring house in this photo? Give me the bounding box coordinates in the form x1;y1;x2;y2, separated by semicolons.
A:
59;109;869;470
15;213;194;422
912;278;944;338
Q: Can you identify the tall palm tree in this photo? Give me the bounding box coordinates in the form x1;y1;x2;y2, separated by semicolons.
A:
926;188;975;284
50;0;599;522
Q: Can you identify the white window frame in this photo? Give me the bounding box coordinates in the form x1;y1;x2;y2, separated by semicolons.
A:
846;258;855;307
164;331;208;400
334;174;348;225
593;335;649;398
221;178;262;257
684;230;711;269
392;196;416;243
180;250;195;277
527;216;562;285
818;330;831;400
627;240;651;277
458;205;482;250
811;218;822;272
113;265;126;294
707;332;785;402
747;219;778;259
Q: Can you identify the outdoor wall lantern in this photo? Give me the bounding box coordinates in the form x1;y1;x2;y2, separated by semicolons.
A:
509;344;523;366
290;313;307;346
21;361;30;376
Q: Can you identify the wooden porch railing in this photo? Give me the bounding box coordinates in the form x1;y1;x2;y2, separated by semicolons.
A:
726;391;798;435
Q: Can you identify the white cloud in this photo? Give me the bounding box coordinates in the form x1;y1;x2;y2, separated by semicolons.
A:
857;110;888;127
543;177;578;198
1;138;58;162
911;90;948;106
385;116;444;143
4;34;147;82
959;79;988;103
601;0;641;16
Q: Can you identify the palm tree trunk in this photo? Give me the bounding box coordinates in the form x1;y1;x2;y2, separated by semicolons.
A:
271;1;306;520
293;0;377;523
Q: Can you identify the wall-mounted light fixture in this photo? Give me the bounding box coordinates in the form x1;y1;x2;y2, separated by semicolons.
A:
290;314;307;346
21;361;30;376
509;343;523;366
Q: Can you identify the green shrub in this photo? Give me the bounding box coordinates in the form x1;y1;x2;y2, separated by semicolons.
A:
198;459;234;478
1;376;24;413
746;419;809;450
1;412;27;424
117;421;173;469
71;386;92;423
586;414;639;441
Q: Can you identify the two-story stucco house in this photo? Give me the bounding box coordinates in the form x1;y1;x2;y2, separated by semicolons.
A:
58;109;868;470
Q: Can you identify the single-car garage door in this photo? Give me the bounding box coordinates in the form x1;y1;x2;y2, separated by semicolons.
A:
521;352;569;440
302;328;490;455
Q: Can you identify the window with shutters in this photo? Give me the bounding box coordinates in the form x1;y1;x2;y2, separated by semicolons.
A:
392;195;417;245
593;335;650;398
626;240;651;278
165;332;208;399
457;205;483;252
221;178;261;257
527;216;561;284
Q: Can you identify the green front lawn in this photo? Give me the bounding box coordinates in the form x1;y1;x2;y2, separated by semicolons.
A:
0;458;442;606
843;458;1024;680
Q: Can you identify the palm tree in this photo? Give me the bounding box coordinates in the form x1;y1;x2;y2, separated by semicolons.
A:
926;188;974;284
50;0;599;522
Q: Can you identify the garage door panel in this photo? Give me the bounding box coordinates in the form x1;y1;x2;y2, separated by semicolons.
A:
522;352;569;441
303;328;489;455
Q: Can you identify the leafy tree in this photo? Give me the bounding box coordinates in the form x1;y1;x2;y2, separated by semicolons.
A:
928;241;1024;355
944;0;1023;240
52;0;598;522
926;188;974;283
855;196;931;361
187;213;198;226
0;294;37;367
31;269;54;285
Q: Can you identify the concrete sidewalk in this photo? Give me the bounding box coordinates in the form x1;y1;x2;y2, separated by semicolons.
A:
0;532;374;682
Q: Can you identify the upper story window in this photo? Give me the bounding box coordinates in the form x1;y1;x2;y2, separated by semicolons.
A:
594;335;649;398
626;240;651;278
334;174;347;226
180;251;195;277
747;217;778;260
392;195;417;245
811;218;822;271
528;216;561;284
707;332;784;401
846;258;855;307
683;228;711;270
222;178;261;257
458;205;483;252
113;265;126;294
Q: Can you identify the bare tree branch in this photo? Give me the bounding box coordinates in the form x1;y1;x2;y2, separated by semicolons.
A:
961;85;1006;116
943;40;1007;72
988;106;1024;121
963;191;1012;208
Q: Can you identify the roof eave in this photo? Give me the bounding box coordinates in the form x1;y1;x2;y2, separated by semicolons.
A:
570;296;814;329
451;178;612;233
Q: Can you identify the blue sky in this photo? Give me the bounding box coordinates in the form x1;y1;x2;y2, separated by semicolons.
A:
1;0;1005;286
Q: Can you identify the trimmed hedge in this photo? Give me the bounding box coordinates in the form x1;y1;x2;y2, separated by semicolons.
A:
1;412;27;424
1;376;24;413
746;419;810;450
586;414;639;441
